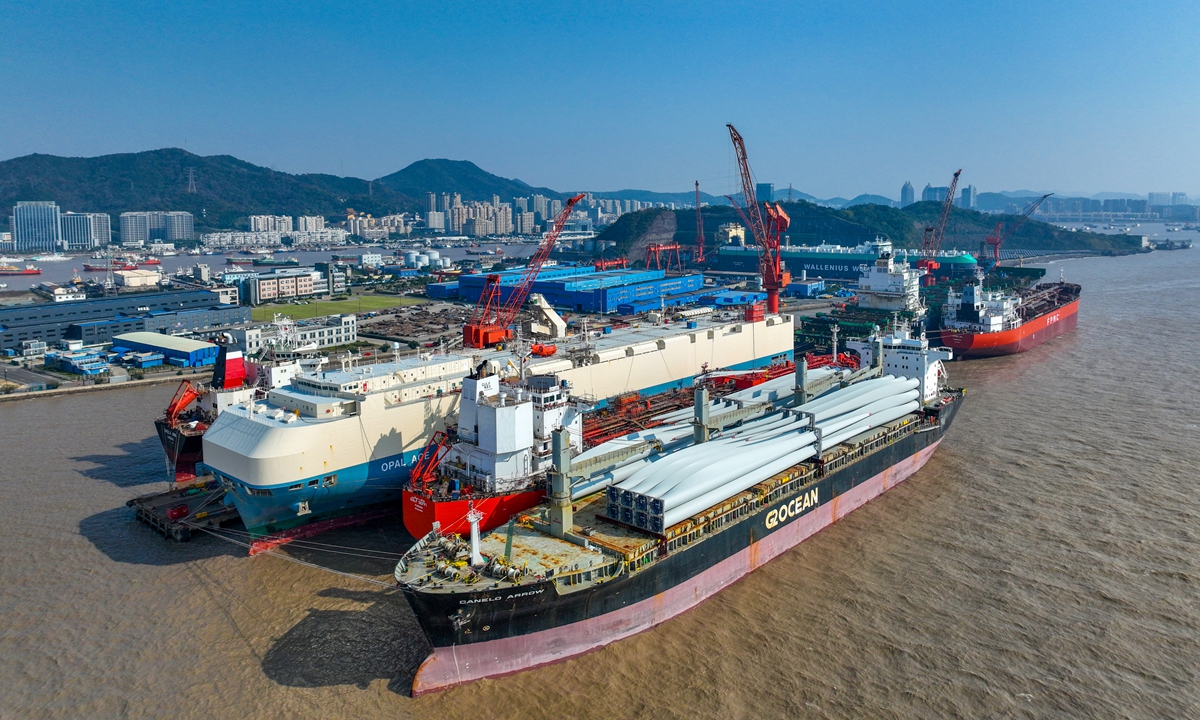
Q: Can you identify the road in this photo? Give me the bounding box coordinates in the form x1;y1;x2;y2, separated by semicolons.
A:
1;365;60;388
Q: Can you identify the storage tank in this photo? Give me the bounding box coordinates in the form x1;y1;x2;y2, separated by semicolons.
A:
415;254;430;267
404;251;419;267
425;250;440;261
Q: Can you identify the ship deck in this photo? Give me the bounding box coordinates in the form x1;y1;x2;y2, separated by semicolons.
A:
397;408;944;598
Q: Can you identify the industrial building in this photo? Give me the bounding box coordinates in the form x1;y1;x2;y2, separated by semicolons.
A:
226;314;357;355
111;332;219;368
64;305;251;346
455;266;706;314
0;290;234;352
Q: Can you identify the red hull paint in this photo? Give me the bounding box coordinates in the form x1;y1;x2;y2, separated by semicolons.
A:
411;440;942;695
939;299;1079;358
248;506;400;555
402;489;545;538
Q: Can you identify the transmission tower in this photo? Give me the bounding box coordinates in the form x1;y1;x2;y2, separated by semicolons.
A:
186;168;197;193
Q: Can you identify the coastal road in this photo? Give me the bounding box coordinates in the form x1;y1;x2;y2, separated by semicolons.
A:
1;365;58;388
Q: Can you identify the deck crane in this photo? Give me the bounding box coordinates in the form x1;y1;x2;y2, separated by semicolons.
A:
693;181;706;263
726;124;790;314
462;193;586;349
917;169;961;285
982;193;1052;269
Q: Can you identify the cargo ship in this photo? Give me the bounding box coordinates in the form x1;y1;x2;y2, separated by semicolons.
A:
201;312;794;537
715;238;978;281
82;262;139;272
155;347;255;481
252;256;301;267
936;279;1081;357
0;264;42;276
394;324;962;694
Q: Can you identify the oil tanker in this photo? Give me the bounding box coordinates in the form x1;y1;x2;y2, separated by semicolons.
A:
394;325;962;694
937;279;1080;357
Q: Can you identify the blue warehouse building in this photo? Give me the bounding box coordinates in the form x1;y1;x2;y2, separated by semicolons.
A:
455;265;707;314
111;332;219;367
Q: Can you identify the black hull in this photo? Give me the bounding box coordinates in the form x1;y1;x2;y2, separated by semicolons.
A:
404;398;961;650
154;419;205;482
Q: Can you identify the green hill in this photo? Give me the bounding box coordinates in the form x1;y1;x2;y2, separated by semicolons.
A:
0;148;419;230
595;199;1142;259
376;159;564;203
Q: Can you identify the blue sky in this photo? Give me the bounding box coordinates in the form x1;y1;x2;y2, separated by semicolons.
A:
2;1;1198;199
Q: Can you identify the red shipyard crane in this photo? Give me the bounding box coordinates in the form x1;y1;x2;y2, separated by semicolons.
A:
726;124;790;314
917;169;961;286
982;193;1052;269
462;193;586;348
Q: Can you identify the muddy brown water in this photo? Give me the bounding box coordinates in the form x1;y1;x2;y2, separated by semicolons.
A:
1;249;1197;719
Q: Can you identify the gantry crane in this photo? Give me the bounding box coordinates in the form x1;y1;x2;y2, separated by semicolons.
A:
462;193;586;348
646;242;683;272
982;193;1052;269
726;124;790;313
917;169;962;285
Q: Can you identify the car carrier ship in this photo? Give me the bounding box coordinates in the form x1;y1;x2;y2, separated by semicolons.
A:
936;276;1081;357
393;324;962;694
200;310;794;537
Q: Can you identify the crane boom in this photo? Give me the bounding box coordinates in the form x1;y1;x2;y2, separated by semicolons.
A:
463;193;586;348
726;124;789;313
916;169;961;285
983;193;1052;267
694;181;705;263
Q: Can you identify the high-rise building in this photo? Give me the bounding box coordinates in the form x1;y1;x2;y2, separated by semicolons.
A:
1148;192;1171;206
61;212;111;250
425;211;445;232
549;199;563;219
120;211;194;245
958;185;977;209
755;183;774;204
1171;192;1189;206
514;197;528;213
12;201;62;252
296;215;326;231
120;212;150;246
532;194;548;220
922;184;949;203
248;215;293;232
492;194;501;209
515;211;536;235
440;193;451;213
426;192;437;213
901;181;915;208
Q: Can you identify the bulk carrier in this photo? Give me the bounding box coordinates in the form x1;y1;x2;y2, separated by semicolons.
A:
394;324;962;694
200;311;794;536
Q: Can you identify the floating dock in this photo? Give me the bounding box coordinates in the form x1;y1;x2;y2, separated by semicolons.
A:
127;476;240;541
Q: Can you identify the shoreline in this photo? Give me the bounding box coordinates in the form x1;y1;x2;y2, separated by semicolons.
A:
0;371;212;403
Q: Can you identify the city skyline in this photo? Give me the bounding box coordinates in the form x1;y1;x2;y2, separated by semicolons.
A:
3;2;1199;199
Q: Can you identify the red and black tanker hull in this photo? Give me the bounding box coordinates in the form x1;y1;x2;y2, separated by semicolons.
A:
939;298;1079;358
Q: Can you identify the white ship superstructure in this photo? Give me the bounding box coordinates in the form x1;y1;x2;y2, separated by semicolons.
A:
201;313;795;534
